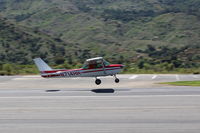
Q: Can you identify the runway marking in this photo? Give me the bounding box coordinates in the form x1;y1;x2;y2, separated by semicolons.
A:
100;76;113;79
176;75;180;81
0;106;199;110
1;95;200;99
129;75;138;80
71;78;80;79
152;75;157;80
22;75;40;78
12;78;40;80
193;75;199;78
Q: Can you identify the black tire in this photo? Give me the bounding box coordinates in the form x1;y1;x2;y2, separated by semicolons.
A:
115;78;120;83
95;79;101;85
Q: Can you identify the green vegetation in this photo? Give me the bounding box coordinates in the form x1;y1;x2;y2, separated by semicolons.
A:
0;64;38;75
161;81;200;86
128;44;200;73
1;0;200;47
0;0;200;75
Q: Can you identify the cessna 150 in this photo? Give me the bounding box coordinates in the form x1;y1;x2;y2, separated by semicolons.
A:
33;57;124;85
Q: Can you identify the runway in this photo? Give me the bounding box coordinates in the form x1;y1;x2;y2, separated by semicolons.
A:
0;74;200;133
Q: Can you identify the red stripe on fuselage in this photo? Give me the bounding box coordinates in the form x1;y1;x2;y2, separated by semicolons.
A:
41;67;121;78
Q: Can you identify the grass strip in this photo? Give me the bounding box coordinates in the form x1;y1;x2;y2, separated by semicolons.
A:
161;81;200;86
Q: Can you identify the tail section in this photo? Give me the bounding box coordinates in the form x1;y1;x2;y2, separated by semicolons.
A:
33;58;52;72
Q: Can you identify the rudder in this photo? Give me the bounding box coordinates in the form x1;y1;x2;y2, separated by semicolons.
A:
33;58;52;72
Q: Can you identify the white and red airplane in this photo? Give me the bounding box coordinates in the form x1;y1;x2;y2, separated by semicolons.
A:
33;57;124;85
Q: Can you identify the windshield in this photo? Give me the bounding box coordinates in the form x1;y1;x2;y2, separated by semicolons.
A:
103;59;110;66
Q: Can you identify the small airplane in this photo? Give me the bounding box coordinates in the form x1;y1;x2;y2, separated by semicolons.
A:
33;57;124;85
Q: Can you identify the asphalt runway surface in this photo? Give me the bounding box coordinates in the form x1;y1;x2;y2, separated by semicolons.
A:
0;74;200;133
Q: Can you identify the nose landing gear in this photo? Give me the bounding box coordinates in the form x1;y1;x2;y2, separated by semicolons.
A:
95;78;101;85
114;75;120;83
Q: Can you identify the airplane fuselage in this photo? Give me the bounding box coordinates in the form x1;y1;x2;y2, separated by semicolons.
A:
41;64;123;78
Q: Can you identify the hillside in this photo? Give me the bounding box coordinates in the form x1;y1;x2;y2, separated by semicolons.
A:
0;16;75;64
1;0;200;48
0;16;132;65
0;0;200;74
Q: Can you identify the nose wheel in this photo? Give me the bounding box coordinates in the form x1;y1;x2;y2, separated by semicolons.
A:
95;78;101;85
114;75;120;83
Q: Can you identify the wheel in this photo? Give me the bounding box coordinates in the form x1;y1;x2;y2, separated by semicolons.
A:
115;78;120;83
95;79;101;85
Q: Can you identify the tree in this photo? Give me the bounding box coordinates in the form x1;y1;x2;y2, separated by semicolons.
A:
137;60;145;69
54;57;65;65
2;64;13;75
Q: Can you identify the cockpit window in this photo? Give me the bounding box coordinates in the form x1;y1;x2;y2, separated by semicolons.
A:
82;62;89;69
82;59;110;69
103;59;110;66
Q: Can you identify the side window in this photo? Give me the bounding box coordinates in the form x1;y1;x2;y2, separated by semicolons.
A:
88;61;96;69
96;60;103;68
89;64;96;69
82;62;89;69
96;63;103;68
83;59;107;69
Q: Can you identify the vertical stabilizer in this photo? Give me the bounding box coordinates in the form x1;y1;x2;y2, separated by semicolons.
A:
33;58;52;72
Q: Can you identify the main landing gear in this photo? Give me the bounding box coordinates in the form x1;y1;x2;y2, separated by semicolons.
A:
95;75;120;85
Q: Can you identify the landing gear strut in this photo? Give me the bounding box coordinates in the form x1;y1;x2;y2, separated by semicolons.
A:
95;75;120;85
95;78;101;85
114;75;120;83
